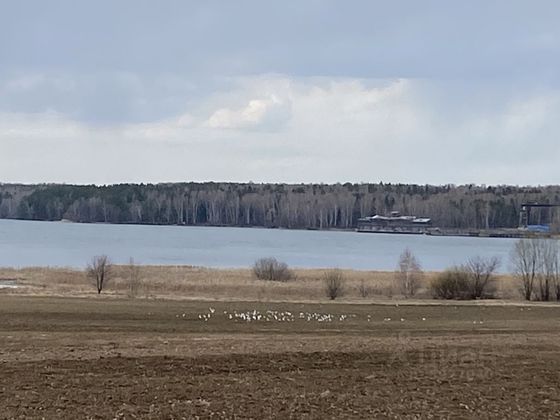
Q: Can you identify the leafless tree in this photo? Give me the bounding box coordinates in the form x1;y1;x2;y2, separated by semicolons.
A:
511;239;545;301
553;255;560;301
465;256;500;299
127;257;142;298
87;255;112;294
357;280;371;298
324;269;345;300
537;240;560;301
396;248;423;298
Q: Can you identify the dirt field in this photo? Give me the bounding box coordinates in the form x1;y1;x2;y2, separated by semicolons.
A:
2;295;560;419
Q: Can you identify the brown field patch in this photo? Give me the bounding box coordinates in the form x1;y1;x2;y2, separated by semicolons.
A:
1;296;560;418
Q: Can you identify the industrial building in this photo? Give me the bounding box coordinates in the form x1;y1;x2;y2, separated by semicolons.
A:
357;211;432;234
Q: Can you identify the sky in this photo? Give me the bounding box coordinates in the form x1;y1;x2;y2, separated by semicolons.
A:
1;0;560;186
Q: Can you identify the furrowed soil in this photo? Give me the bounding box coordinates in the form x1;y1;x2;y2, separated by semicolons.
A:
1;296;560;419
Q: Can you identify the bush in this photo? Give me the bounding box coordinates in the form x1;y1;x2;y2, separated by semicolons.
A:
253;257;293;281
431;267;471;300
324;269;345;300
464;256;499;299
432;256;500;300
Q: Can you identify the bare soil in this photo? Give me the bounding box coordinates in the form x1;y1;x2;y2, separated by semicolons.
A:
1;296;560;418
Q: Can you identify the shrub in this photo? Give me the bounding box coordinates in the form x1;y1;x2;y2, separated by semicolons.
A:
253;257;293;281
464;256;499;299
324;269;345;300
432;256;500;300
431;267;470;300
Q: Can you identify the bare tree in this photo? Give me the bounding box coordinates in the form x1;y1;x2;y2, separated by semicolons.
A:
549;242;560;301
510;239;560;301
511;239;541;301
357;280;371;298
553;255;560;301
324;269;345;300
465;256;500;299
127;257;142;298
396;248;423;298
87;255;112;294
537;240;559;301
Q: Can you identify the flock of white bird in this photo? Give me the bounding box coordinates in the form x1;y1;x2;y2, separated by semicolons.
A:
195;309;351;323
169;306;496;327
178;307;443;324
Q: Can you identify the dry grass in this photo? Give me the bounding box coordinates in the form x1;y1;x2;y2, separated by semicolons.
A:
0;265;522;302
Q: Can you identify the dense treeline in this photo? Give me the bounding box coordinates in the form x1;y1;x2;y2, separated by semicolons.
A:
1;182;559;230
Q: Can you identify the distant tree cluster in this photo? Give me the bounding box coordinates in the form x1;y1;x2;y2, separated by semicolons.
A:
1;182;560;230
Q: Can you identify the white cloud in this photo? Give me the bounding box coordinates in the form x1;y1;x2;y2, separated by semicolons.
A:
1;75;560;185
205;95;290;130
121;111;195;142
0;111;85;141
5;74;47;91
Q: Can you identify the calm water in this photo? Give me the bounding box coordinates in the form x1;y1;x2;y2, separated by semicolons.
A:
0;219;518;271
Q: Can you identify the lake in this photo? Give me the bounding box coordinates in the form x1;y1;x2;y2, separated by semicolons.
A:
0;219;522;272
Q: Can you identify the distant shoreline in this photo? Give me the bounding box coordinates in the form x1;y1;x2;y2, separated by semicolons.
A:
3;182;558;234
2;217;556;241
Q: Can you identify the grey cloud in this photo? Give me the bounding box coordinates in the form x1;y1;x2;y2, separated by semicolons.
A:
2;1;560;184
2;1;560;124
0;71;206;124
3;1;560;78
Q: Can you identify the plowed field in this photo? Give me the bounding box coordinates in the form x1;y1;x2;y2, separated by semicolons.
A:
1;297;560;419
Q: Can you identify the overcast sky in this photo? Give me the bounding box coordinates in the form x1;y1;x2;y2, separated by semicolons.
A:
1;1;560;185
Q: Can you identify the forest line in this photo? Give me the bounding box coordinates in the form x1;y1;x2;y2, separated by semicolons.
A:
1;182;559;230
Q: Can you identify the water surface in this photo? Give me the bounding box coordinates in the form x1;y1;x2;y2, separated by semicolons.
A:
0;219;517;271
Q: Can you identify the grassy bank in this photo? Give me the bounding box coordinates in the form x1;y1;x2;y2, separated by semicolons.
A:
0;265;523;302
